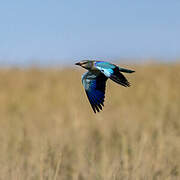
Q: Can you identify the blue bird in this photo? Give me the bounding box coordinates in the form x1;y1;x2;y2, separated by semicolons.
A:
75;60;135;113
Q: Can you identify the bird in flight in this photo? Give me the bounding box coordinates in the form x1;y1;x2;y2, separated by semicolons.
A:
75;60;135;113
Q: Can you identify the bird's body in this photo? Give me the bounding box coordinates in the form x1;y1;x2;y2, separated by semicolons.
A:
75;60;135;113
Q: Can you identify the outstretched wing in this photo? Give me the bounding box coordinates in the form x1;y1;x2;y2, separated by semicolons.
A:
109;67;130;87
95;61;130;87
82;71;108;113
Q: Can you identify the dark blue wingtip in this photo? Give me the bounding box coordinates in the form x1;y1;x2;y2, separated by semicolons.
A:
86;92;104;113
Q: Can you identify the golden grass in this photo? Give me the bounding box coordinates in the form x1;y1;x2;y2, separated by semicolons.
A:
0;64;179;179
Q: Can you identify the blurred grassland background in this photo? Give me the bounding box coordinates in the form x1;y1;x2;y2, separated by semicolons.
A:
0;63;180;180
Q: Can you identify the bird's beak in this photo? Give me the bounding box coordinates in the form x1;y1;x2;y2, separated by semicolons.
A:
75;62;81;66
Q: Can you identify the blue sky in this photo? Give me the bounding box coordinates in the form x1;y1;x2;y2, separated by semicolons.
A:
0;0;180;65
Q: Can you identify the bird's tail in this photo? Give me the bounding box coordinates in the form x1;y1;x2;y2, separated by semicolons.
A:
119;67;135;73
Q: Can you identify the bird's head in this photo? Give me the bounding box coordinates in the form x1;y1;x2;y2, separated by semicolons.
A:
75;60;93;70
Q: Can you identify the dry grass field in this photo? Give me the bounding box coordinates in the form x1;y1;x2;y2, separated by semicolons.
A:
0;63;179;180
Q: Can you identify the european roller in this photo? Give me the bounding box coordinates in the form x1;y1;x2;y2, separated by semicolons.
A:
75;60;135;113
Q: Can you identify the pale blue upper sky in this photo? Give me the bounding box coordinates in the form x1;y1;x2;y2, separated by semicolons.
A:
0;0;180;65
